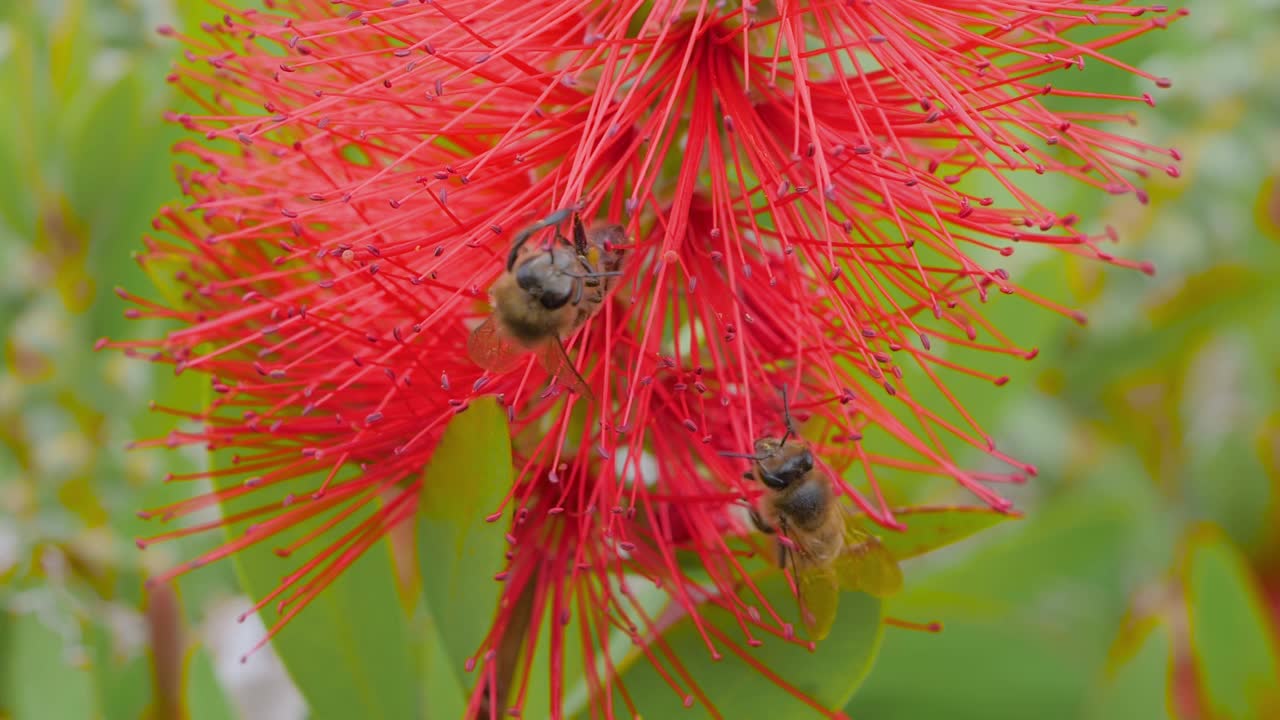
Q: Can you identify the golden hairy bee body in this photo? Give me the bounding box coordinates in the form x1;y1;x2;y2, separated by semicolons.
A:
730;389;903;641
468;211;626;400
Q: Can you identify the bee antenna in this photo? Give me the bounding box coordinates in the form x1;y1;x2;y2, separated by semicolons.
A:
506;228;536;271
564;270;624;279
508;208;576;270
540;207;574;228
779;384;797;444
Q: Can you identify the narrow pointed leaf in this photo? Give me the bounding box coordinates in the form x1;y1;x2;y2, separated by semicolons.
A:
186;646;238;720
1184;529;1280;720
5;610;98;720
214;463;419;719
417;397;513;695
244;538;417;719
417;605;468;719
85;613;152;720
611;573;883;718
1086;618;1174;720
877;505;1018;561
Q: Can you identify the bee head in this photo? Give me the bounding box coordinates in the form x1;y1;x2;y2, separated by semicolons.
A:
515;256;573;309
752;436;813;491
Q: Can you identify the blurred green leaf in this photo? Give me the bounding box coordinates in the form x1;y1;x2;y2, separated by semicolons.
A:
0;5;45;201
0;120;23;234
1187;429;1273;554
611;575;883;718
48;0;91;112
176;0;230;34
1085;618;1174;720
186;646;238;720
878;506;1017;561
416;397;512;699
1184;528;1280;720
0;84;36;241
1066;265;1280;405
417;605;468;720
85;614;151;720
65;71;142;247
855;618;1105;720
849;491;1142;720
4;610;99;720
0;610;11;717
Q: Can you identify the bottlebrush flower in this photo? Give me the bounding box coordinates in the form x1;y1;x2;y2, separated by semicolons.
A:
104;0;1183;716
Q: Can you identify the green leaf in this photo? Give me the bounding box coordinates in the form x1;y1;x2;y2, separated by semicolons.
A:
1184;528;1280;720
416;606;468;720
416;397;513;699
848;493;1143;720
48;0;92;109
214;458;419;719
85;613;151;720
612;574;884;718
186;646;238;720
0;610;11;717
65;71;150;262
4;610;99;720
877;505;1018;561
236;536;418;720
1086;619;1174;720
175;0;229;34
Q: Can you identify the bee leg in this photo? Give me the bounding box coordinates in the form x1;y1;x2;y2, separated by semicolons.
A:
748;508;775;535
777;519;796;570
571;276;584;306
505;229;535;271
572;213;589;255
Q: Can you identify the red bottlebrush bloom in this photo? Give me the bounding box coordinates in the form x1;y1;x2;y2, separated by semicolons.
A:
106;0;1183;716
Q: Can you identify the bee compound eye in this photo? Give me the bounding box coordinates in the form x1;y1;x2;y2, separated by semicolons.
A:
799;453;814;473
760;470;790;490
515;262;541;292
539;288;570;309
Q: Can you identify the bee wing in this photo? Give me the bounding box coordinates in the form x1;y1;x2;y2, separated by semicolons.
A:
781;541;841;642
536;337;595;404
834;510;903;598
797;565;841;641
467;316;531;374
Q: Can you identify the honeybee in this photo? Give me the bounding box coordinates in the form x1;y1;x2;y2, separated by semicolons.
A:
722;387;903;641
467;209;626;401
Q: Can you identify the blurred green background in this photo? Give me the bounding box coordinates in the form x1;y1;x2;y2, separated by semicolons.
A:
1;1;1278;718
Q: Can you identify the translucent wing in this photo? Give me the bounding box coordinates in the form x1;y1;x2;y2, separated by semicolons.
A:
778;528;841;642
467;315;530;374
535;336;594;404
795;558;841;641
834;510;903;598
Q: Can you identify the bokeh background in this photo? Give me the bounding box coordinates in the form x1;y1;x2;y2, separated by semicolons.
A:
2;1;1278;718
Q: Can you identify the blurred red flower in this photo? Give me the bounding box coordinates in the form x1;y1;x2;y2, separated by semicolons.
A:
105;0;1182;716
